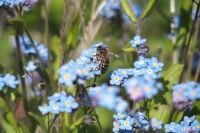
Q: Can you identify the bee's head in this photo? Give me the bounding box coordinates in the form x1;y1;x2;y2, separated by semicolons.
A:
97;45;108;56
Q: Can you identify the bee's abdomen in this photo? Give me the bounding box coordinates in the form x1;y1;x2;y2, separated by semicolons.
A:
100;58;109;74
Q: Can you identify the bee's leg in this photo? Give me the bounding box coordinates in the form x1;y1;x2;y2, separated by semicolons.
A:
91;75;98;87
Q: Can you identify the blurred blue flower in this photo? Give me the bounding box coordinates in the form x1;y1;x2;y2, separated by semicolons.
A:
100;0;120;18
25;61;37;72
23;0;38;8
134;56;148;69
17;36;49;64
48;101;61;114
164;116;200;133
59;95;79;113
89;84;128;112
129;35;146;48
147;57;164;72
191;120;200;132
0;0;25;8
115;97;128;113
110;73;123;85
172;82;200;109
48;91;66;102
174;16;180;29
39;92;78;115
99;93;116;110
113;121;120;133
113;113;127;120
124;77;162;102
59;70;77;86
165;122;180;133
150;118;162;130
38;104;49;115
37;44;48;64
3;74;20;89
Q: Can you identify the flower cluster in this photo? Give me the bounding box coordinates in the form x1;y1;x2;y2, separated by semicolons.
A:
38;92;78;115
172;82;200;109
100;0;120;18
0;0;37;8
110;36;164;86
113;112;162;132
88;84;128;113
165;116;200;133
59;42;108;87
110;57;163;86
18;36;48;64
0;74;20;91
124;77;162;102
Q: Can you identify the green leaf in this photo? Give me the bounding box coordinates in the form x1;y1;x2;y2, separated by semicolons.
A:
64;113;71;127
141;0;156;19
123;43;135;52
67;13;80;49
6;111;19;132
28;112;47;131
70;116;84;129
0;118;16;133
18;122;31;133
120;0;137;23
0;97;8;112
149;105;170;124
172;111;184;123
10;93;16;102
51;36;61;81
162;64;183;88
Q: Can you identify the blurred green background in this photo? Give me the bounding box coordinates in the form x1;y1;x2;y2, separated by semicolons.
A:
0;0;199;132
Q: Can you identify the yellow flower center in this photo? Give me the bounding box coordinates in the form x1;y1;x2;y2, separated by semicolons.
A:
135;40;140;44
152;122;158;127
65;100;71;107
9;80;13;84
119;114;125;118
153;62;158;67
114;76;119;81
64;74;71;80
181;127;186;131
124;121;129;126
115;123;119;128
196;125;200;129
83;69;89;75
132;87;140;95
144;86;151;92
191;90;197;96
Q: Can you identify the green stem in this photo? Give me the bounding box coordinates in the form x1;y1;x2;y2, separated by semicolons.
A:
82;86;103;133
180;1;200;81
47;115;59;133
15;34;27;98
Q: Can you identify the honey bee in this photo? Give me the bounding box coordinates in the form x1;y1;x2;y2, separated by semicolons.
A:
92;45;110;74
